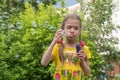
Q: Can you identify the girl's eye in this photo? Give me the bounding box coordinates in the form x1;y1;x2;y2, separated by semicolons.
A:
65;25;80;30
66;26;72;29
74;27;79;30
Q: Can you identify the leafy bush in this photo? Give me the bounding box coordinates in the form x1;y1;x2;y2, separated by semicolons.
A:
115;74;120;80
0;2;67;80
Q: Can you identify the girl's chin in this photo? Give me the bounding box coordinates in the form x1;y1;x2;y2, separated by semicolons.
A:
67;36;75;40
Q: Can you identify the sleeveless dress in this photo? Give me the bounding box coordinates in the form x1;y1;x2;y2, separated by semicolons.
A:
52;44;91;80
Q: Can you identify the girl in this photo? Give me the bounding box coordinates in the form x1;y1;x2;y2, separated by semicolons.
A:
41;14;91;80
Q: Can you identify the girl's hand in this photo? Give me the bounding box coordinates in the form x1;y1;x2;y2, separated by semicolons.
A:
76;50;86;61
53;29;64;43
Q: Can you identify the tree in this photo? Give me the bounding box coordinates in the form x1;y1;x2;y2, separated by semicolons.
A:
0;0;64;16
0;2;67;80
77;0;120;79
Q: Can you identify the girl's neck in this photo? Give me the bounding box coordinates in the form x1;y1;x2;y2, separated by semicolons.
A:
64;40;77;48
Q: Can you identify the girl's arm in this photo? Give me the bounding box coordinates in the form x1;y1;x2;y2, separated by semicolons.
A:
41;29;64;66
77;50;90;76
80;59;90;76
41;40;56;66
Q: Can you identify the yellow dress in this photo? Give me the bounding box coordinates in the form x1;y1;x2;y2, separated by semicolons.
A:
52;44;91;80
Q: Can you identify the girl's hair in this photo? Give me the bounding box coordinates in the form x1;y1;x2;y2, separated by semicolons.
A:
61;14;82;30
59;14;82;64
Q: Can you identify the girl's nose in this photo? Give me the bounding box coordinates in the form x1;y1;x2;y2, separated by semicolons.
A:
70;28;75;33
70;28;75;35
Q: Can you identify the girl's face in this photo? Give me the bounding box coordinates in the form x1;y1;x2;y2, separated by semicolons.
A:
64;18;81;41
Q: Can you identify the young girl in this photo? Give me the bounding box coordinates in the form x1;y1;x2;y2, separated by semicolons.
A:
41;14;91;80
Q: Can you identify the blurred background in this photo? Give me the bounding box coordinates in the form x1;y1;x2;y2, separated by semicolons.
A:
0;0;120;80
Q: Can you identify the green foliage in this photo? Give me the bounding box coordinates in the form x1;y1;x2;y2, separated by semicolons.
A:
0;2;67;80
0;0;120;80
0;0;65;16
115;74;120;80
78;0;120;79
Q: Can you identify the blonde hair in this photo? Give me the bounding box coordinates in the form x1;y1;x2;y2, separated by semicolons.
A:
59;14;82;64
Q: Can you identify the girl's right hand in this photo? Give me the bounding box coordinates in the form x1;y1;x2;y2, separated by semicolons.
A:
53;29;64;43
76;50;86;61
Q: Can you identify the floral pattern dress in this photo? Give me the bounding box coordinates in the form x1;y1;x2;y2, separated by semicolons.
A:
52;44;91;80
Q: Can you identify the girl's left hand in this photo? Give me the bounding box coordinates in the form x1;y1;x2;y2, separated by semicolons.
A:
76;50;86;61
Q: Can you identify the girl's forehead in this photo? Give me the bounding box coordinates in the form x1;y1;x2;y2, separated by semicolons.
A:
65;18;81;26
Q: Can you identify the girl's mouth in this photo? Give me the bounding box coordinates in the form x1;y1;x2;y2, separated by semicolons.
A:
61;31;75;37
65;33;74;37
